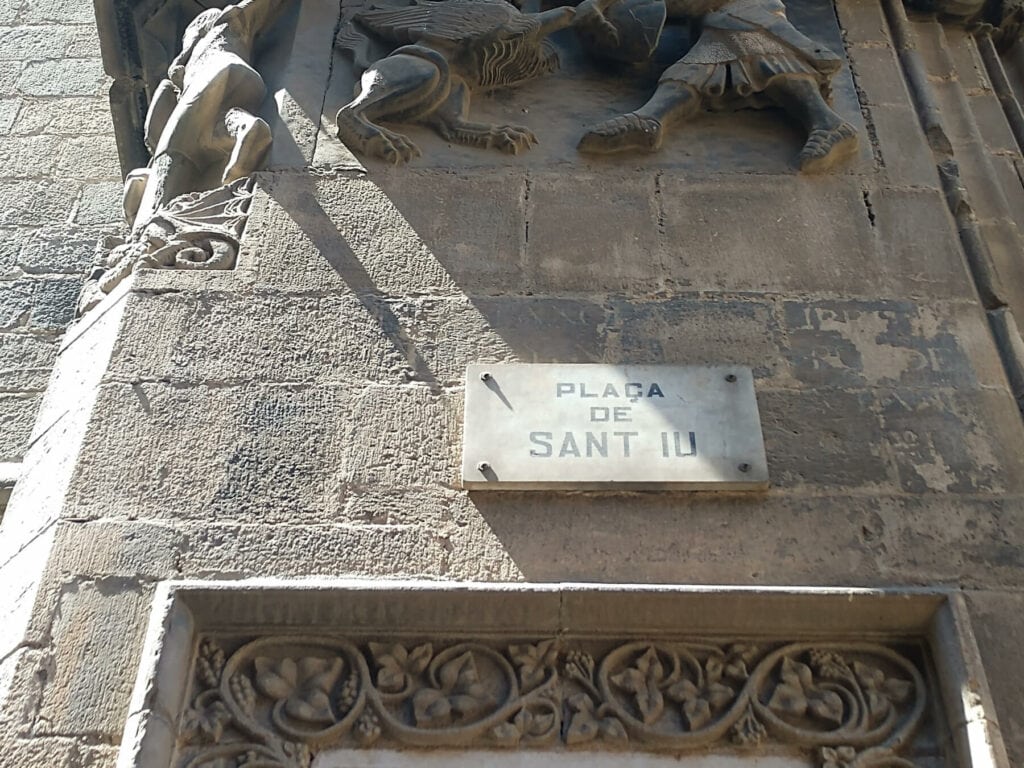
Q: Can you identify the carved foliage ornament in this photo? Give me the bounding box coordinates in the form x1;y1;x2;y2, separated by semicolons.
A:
176;636;927;768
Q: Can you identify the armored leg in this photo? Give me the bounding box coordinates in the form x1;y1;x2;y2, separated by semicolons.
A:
578;80;700;154
428;81;538;154
336;47;451;164
765;75;857;173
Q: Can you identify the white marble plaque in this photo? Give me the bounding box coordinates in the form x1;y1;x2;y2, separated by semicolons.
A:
461;364;768;490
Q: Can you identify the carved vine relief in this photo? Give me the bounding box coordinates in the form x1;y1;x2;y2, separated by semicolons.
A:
175;635;928;768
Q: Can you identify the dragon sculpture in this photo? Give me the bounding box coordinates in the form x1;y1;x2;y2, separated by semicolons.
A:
335;0;575;163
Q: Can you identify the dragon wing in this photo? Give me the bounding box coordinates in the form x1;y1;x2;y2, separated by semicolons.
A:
355;0;536;47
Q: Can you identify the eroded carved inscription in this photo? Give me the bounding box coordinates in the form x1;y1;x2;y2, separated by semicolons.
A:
176;635;927;768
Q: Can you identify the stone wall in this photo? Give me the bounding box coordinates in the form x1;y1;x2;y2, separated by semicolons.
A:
1;0;1024;766
0;0;120;470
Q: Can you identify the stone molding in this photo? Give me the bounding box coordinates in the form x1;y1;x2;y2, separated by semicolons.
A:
116;583;1011;768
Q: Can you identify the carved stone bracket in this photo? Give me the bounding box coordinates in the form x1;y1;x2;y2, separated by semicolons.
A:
175;635;926;768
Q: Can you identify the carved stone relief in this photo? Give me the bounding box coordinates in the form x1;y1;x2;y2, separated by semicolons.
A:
332;0;857;170
79;0;289;314
335;0;577;162
175;634;927;768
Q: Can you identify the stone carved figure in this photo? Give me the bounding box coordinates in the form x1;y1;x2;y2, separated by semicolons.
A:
335;0;576;163
574;0;858;173
79;0;289;314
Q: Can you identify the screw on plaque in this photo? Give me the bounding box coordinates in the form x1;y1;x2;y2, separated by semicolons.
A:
480;371;492;381
725;374;737;383
477;461;490;473
738;463;751;473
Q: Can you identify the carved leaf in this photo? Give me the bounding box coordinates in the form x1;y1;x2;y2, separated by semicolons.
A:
807;690;844;726
611;647;666;724
767;682;807;717
509;640;558;691
565;706;599;745
412;687;452;727
439;651;478;693
884;677;913;703
181;699;233;745
780;657;814;690
820;745;857;768
370;642;432;693
254;657;298;700
599;716;628;743
490;722;521;746
706;656;724;685
707;682;735;710
666;678;700;703
683;697;712;729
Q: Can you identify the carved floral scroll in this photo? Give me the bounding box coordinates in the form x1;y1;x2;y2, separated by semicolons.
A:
176;635;927;768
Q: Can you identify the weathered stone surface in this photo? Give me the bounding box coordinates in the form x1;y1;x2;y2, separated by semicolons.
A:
966;590;1024;767
15;58;106;97
10;96;111;135
0;333;56;390
17;227;97;274
35;579;150;738
657;175;880;295
48;521;186;580
0;276;80;331
0;391;38;460
869;104;941;188
67;382;353;524
846;44;913;108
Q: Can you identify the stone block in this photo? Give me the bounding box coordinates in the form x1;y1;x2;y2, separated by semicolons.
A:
18;226;96;273
869;104;940;188
0;277;33;328
968;91;1018;154
0;134;62;177
878;388;1024;495
0;333;57;390
835;0;891;44
657;175;880;296
0;24;98;60
847;44;912;107
0;179;79;226
460;296;606;371
16;58;106;97
955;140;1016;224
606;296;788;382
74;181;122;225
49;520;186;580
57;134;119;180
10;96;111;135
781;298;1003;389
965;590;1024;767
943;25;989;91
979;218;1024;319
0;0;20;24
911;15;955;79
106;291;411;386
0;225;28;276
0;391;39;460
989;157;1024;236
870;496;1024;587
22;276;80;330
20;0;96;24
0;96;16;133
522;171;662;294
36;579;151;739
340;384;460;489
872;187;975;299
180;522;460;579
249;172;461;296
371;170;528;295
758;388;894;490
65;383;353;524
